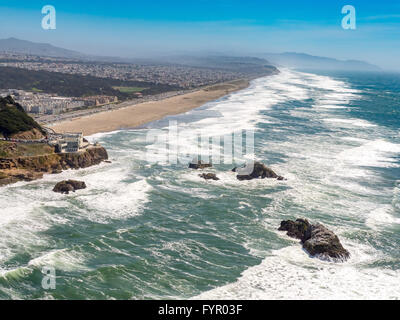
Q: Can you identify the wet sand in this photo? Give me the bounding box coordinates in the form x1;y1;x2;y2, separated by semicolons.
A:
50;79;250;136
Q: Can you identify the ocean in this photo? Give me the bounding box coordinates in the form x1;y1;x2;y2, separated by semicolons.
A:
0;69;399;300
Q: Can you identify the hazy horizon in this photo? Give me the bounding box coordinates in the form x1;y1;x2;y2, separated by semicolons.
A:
0;0;399;70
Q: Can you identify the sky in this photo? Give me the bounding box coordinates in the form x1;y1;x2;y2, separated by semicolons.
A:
0;0;399;69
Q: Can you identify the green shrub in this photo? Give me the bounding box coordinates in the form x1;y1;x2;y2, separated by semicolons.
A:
0;96;44;137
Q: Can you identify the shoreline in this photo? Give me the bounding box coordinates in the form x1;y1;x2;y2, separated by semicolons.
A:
0;145;108;187
49;78;254;136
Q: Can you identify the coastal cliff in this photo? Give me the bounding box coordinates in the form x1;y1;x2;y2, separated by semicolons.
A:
0;95;108;186
0;146;108;186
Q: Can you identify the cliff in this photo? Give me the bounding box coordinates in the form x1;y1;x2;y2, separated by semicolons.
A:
0;146;108;186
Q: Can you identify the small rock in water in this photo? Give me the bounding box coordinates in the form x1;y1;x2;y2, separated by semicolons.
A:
199;173;220;181
53;180;87;195
279;219;350;261
189;160;212;170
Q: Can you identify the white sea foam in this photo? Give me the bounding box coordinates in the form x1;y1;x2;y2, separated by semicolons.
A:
315;104;347;109
79;177;152;222
1;69;399;300
142;69;314;167
87;129;123;142
336;140;400;168
0;148;152;270
323;118;377;128
366;205;400;230
28;248;91;272
194;245;400;300
191;70;399;300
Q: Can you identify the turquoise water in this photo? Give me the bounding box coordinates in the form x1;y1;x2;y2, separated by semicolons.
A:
0;69;399;299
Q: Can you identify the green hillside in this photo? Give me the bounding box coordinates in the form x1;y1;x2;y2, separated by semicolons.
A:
0;66;181;100
0;96;44;137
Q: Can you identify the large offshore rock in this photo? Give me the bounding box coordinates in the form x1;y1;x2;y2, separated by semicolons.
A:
234;162;284;181
53;180;87;194
278;219;312;242
279;219;350;261
303;224;350;261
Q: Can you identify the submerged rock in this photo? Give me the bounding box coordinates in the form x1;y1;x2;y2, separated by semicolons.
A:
53;180;87;194
199;173;220;181
279;219;350;261
234;162;284;181
189;160;212;170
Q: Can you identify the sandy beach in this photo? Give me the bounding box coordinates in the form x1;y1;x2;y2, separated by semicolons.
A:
50;79;250;136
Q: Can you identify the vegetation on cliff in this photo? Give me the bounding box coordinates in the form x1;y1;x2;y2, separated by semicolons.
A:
0;96;45;138
0;141;54;158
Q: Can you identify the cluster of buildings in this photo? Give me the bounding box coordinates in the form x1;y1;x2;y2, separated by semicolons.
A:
81;95;118;107
0;89;117;115
0;60;244;89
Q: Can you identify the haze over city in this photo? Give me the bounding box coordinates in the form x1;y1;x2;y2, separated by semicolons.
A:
0;0;399;70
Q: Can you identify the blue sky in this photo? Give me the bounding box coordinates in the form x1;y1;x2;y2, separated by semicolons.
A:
0;0;399;69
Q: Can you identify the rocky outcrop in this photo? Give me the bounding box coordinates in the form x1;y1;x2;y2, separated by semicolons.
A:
0;146;108;186
53;180;86;194
10;128;45;140
233;162;284;181
278;219;312;242
0;146;107;171
199;173;220;181
189;160;212;170
0;170;44;186
279;219;350;261
302;224;350;260
59;146;108;169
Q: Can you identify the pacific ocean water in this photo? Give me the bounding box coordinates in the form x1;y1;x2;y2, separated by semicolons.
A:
0;69;399;300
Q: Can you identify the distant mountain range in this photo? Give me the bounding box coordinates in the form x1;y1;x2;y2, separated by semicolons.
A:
0;38;381;71
155;55;279;73
258;52;381;72
0;38;85;59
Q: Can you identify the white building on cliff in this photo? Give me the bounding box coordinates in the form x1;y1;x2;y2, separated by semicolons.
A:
54;133;88;153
